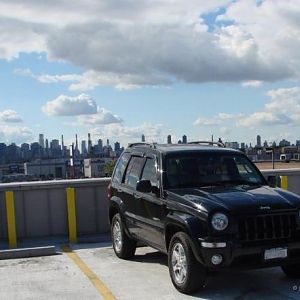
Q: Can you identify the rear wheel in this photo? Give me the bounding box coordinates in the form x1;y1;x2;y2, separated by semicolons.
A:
281;264;300;278
168;232;206;294
111;213;136;259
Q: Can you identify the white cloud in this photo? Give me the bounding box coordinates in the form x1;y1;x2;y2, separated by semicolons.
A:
194;112;243;126
242;80;263;87
194;117;221;126
89;122;163;145
194;87;300;130
3;0;300;87
42;94;97;116
78;107;123;125
37;73;81;83
220;127;231;135
0;125;33;144
0;109;23;122
237;112;291;128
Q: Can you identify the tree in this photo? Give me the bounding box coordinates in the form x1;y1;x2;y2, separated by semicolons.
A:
104;160;116;177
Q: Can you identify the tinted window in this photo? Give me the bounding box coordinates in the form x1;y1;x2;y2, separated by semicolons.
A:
141;158;158;187
165;152;265;189
124;156;144;188
112;153;130;184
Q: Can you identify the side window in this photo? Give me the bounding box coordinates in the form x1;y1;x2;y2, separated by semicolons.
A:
112;153;130;184
141;158;158;187
124;157;144;188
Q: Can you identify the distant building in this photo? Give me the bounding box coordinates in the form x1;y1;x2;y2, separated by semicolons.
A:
256;135;261;148
24;158;68;179
39;134;45;148
88;133;92;154
167;135;172;144
182;135;187;144
141;134;145;142
84;158;113;178
81;140;87;155
225;142;239;149
279;139;291;147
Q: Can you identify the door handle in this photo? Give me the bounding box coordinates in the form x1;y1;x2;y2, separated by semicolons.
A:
134;193;142;199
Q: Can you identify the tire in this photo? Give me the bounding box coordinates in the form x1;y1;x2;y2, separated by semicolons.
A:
168;232;206;294
281;264;300;278
111;213;136;259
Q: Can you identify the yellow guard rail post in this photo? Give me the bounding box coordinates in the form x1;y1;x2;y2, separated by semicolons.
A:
5;191;17;248
66;187;78;243
280;176;288;190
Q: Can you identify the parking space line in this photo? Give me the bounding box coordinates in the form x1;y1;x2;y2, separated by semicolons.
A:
62;245;116;300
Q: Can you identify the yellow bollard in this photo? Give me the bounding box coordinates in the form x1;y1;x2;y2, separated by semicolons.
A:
66;187;78;243
5;191;17;248
280;176;288;190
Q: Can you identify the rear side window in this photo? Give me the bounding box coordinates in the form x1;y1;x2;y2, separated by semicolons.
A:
112;153;130;184
141;158;158;187
124;156;144;188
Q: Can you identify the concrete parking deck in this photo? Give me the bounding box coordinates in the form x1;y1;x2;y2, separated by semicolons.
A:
1;242;300;300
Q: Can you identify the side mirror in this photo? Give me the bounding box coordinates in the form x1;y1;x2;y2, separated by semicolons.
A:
267;175;277;188
136;180;152;193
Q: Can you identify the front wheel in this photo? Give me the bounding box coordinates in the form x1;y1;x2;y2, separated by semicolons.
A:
281;263;300;278
111;213;136;259
168;232;207;294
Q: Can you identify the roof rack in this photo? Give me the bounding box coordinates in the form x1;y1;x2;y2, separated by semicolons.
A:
127;142;157;149
188;141;225;148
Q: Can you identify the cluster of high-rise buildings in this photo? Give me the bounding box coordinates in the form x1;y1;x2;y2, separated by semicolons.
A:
1;132;300;183
0;133;123;165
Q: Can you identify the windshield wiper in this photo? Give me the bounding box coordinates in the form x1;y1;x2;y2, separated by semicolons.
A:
216;179;261;186
198;179;261;188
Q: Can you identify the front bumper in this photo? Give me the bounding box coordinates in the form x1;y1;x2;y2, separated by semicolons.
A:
198;238;300;269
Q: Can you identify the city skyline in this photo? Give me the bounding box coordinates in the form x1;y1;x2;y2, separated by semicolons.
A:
1;131;299;150
1;1;300;146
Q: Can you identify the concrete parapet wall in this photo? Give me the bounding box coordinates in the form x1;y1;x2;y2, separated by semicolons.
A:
261;168;300;195
0;178;111;245
1;170;300;248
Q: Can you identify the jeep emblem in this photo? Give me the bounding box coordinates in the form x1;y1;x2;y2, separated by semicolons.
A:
260;206;271;210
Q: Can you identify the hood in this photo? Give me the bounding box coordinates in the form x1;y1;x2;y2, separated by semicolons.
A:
167;185;300;214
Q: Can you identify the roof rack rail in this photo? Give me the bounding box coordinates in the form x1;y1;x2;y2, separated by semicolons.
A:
188;141;225;148
127;142;157;149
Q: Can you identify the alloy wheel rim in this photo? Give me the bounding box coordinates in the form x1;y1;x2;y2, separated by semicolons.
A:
113;220;122;252
171;242;187;284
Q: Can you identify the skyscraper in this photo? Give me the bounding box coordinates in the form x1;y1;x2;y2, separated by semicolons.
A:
167;135;172;144
81;140;87;155
88;133;92;154
182;135;187;144
142;134;145;142
39;134;45;148
256;135;261;148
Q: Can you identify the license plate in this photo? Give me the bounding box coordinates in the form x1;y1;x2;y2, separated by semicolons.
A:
264;247;288;260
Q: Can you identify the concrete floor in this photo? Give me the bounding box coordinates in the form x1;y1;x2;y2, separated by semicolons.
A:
1;242;300;300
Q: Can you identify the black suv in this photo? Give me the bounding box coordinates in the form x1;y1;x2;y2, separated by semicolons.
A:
108;142;300;294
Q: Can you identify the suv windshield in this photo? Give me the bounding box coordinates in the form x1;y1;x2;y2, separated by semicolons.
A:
164;152;265;189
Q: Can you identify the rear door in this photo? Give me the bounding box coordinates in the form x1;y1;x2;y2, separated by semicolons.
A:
121;155;145;237
135;155;166;250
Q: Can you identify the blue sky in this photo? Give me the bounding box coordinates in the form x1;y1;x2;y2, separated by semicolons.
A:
1;0;300;147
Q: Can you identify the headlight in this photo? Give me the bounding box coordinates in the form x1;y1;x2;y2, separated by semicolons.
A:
211;213;229;231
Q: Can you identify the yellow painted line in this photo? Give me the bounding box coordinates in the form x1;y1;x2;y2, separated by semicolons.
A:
5;191;17;248
66;187;77;243
62;246;116;300
280;176;288;190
